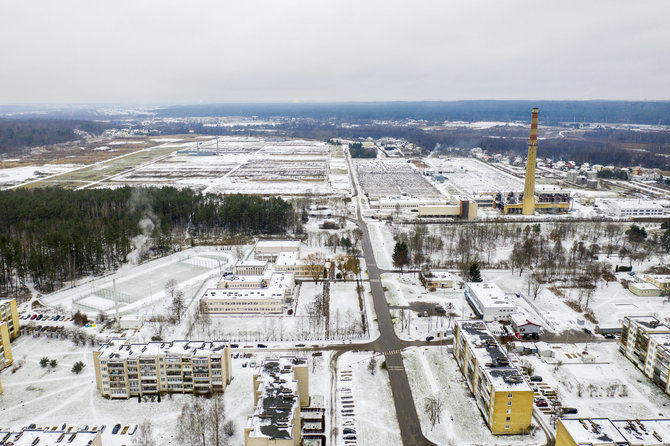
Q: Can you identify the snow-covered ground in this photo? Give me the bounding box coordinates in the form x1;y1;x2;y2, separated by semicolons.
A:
519;342;670;420
0;164;81;189
402;347;547;446
0;335;328;445
335;351;401;446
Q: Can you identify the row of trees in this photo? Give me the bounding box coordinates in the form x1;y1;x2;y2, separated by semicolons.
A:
0;187;296;294
0;119;109;155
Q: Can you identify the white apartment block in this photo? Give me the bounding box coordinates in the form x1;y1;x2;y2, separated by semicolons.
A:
464;282;516;322
93;339;232;399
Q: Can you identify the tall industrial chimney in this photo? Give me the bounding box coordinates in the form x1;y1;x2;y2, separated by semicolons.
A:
522;108;539;215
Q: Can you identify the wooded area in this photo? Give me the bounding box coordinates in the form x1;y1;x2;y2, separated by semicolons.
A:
0;187;295;294
0;119;109;155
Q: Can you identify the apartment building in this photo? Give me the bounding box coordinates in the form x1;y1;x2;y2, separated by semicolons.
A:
453;320;533;435
202;272;294;314
646;274;670;292
0;428;102;446
620;316;670;395
556;418;670;446
93;339;232;399
254;240;301;261
0;321;15;394
0;298;20;340
245;357;309;446
464;283;516;322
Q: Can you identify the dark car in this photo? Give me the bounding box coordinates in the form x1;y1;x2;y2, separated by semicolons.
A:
112;424;121;434
295;343;306;347
583;328;592;335
425;336;435;342
563;407;578;414
257;343;267;348
604;334;616;339
343;428;356;435
535;400;548;407
230;343;239;348
530;376;543;382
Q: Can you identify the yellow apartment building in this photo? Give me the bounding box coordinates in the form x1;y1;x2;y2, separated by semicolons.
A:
0;298;20;340
556;418;670;446
453;320;533;435
245;357;309;446
620;316;670;395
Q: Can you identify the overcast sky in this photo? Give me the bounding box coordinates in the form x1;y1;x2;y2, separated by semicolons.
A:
1;1;669;104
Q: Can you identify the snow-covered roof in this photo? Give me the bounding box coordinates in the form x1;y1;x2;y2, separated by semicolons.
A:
626;316;670;333
255;240;301;250
275;251;302;266
0;429;101;445
206;273;293;301
456;321;531;392
647;274;670;284
427;270;453;281
631;282;661;291
97;339;229;361
236;260;268;267
246;357;307;440
560;418;670;445
466;282;514;308
510;311;541;328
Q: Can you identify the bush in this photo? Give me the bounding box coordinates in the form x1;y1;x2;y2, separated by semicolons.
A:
429;286;436;292
73;310;88;327
40;357;49;368
71;361;86;374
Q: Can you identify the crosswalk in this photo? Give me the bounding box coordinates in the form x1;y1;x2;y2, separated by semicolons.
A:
382;349;402;355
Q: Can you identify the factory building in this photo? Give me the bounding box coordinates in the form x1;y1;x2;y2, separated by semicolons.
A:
453;321;533;435
604;199;667;217
464;282;516;322
418;197;478;219
620;316;670;396
556;418;670;446
93;339;232;399
245;357;309;446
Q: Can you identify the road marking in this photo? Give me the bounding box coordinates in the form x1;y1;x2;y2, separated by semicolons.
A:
370;279;380;283
383;349;402;355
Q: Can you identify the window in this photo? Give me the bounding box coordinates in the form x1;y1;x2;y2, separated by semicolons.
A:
505;425;510;430
506;409;511;414
507;401;512;406
506;417;511;421
508;393;513;398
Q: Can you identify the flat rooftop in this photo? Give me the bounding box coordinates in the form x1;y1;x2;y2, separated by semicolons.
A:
560;418;670;445
626;316;670;333
0;429;100;446
428;270;453;280
255;240;301;250
456;320;531;392
466;282;514;308
97;339;229;361
236;260;268;267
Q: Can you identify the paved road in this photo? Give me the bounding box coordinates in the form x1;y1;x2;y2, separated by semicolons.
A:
346;149;435;446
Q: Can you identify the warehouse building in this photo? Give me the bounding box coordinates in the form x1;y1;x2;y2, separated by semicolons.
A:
464;282;516;322
245;357;309;446
93;339;232;399
453;321;533;435
629;282;662;296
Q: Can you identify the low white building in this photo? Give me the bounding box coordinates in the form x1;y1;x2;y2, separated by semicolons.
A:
604;199;666;217
254;240;301;261
424;270;454;289
235;260;268;275
509;311;542;337
201;273;295;314
119;314;144;330
464;282;516;322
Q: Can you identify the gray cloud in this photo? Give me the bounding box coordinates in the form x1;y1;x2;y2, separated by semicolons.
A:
1;0;668;104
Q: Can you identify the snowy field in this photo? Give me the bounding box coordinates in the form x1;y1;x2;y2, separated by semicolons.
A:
335;351;402;446
426;157;524;195
403;347;547;446
355;159;442;199
519;342;670;420
0;335;328;446
40;247;233;319
0;164;81;189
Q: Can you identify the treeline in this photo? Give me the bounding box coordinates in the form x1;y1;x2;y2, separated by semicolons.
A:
349;142;376;158
0;119;109;155
0;187;295;294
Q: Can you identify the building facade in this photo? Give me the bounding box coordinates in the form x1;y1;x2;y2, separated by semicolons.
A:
245;357;309;446
464;283;516;322
93;339;232;399
620;316;670;395
0;298;20;340
0;428;102;446
254;240;301;261
453;321;533;435
202;272;294;314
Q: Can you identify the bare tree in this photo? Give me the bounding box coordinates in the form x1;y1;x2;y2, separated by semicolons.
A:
133;420;156;446
525;272;544;300
305;251;327;284
171;289;186;324
423;394;445;429
367;356;377;375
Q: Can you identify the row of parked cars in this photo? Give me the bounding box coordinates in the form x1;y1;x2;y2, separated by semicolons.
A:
20;424;137;435
22;314;69;322
339;370;357;445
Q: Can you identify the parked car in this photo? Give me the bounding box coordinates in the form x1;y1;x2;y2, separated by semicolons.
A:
604;334;616;339
563;407;578;414
31;315;37;320
583;328;592;335
535;399;548;407
343;428;356;435
121;426;129;435
230;344;239;348
242;362;248;368
530;376;543;382
112;424;121;434
425;336;434;342
295;343;306;347
256;343;267;348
